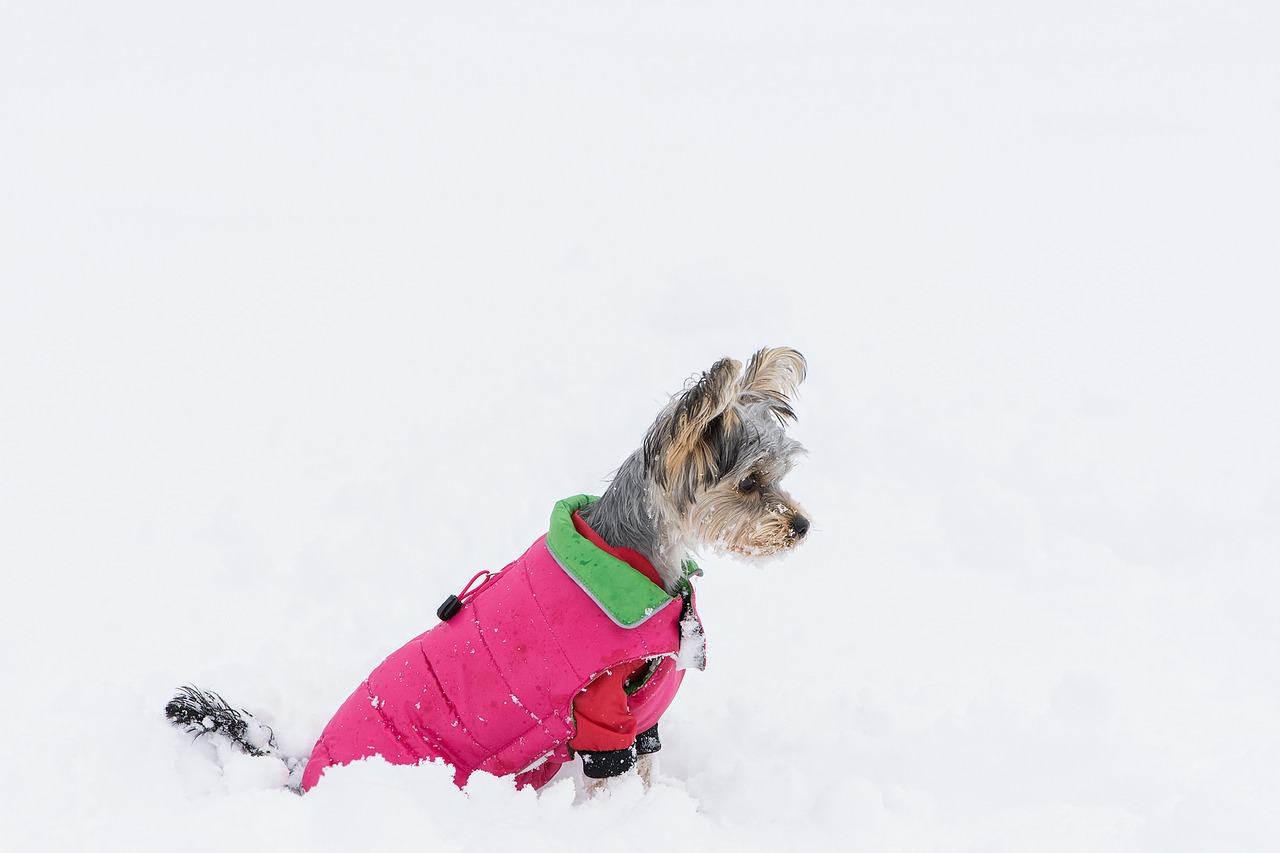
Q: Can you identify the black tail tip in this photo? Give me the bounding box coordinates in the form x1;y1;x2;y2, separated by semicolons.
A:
165;685;231;729
165;685;274;757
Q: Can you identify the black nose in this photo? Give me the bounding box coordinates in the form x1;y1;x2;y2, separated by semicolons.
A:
790;516;810;538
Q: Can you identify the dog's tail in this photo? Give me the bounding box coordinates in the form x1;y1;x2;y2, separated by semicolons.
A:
166;685;306;789
165;685;281;757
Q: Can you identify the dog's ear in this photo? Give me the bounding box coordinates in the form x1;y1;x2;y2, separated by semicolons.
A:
643;357;742;505
740;347;806;424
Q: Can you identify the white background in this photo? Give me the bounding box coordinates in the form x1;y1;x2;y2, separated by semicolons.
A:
2;3;1277;850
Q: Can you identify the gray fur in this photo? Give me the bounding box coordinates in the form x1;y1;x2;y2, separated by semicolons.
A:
577;449;664;569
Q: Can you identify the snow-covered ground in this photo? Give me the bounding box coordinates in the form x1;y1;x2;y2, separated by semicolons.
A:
3;3;1278;851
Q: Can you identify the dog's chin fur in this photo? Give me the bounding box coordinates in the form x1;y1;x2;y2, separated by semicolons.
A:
578;347;811;593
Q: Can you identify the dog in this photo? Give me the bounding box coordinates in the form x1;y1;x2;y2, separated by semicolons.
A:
167;347;811;794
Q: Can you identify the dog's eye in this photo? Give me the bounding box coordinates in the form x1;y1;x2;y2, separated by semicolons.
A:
738;477;759;493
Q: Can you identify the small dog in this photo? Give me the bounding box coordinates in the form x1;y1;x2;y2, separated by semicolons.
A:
168;347;811;793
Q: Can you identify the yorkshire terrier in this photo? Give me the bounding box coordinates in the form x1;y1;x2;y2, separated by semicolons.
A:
167;347;811;795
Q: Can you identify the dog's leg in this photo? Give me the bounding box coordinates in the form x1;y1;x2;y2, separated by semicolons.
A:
583;757;653;798
636;752;655;789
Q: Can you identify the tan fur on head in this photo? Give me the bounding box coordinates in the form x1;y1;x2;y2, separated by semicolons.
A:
643;357;743;496
643;347;808;511
740;347;807;423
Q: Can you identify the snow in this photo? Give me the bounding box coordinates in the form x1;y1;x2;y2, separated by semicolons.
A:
2;2;1279;851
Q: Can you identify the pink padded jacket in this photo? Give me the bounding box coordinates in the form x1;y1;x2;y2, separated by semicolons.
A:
300;495;700;791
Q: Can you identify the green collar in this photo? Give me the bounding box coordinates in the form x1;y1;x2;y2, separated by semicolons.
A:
545;495;698;628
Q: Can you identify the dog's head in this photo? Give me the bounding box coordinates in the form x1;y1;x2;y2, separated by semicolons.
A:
642;347;811;562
